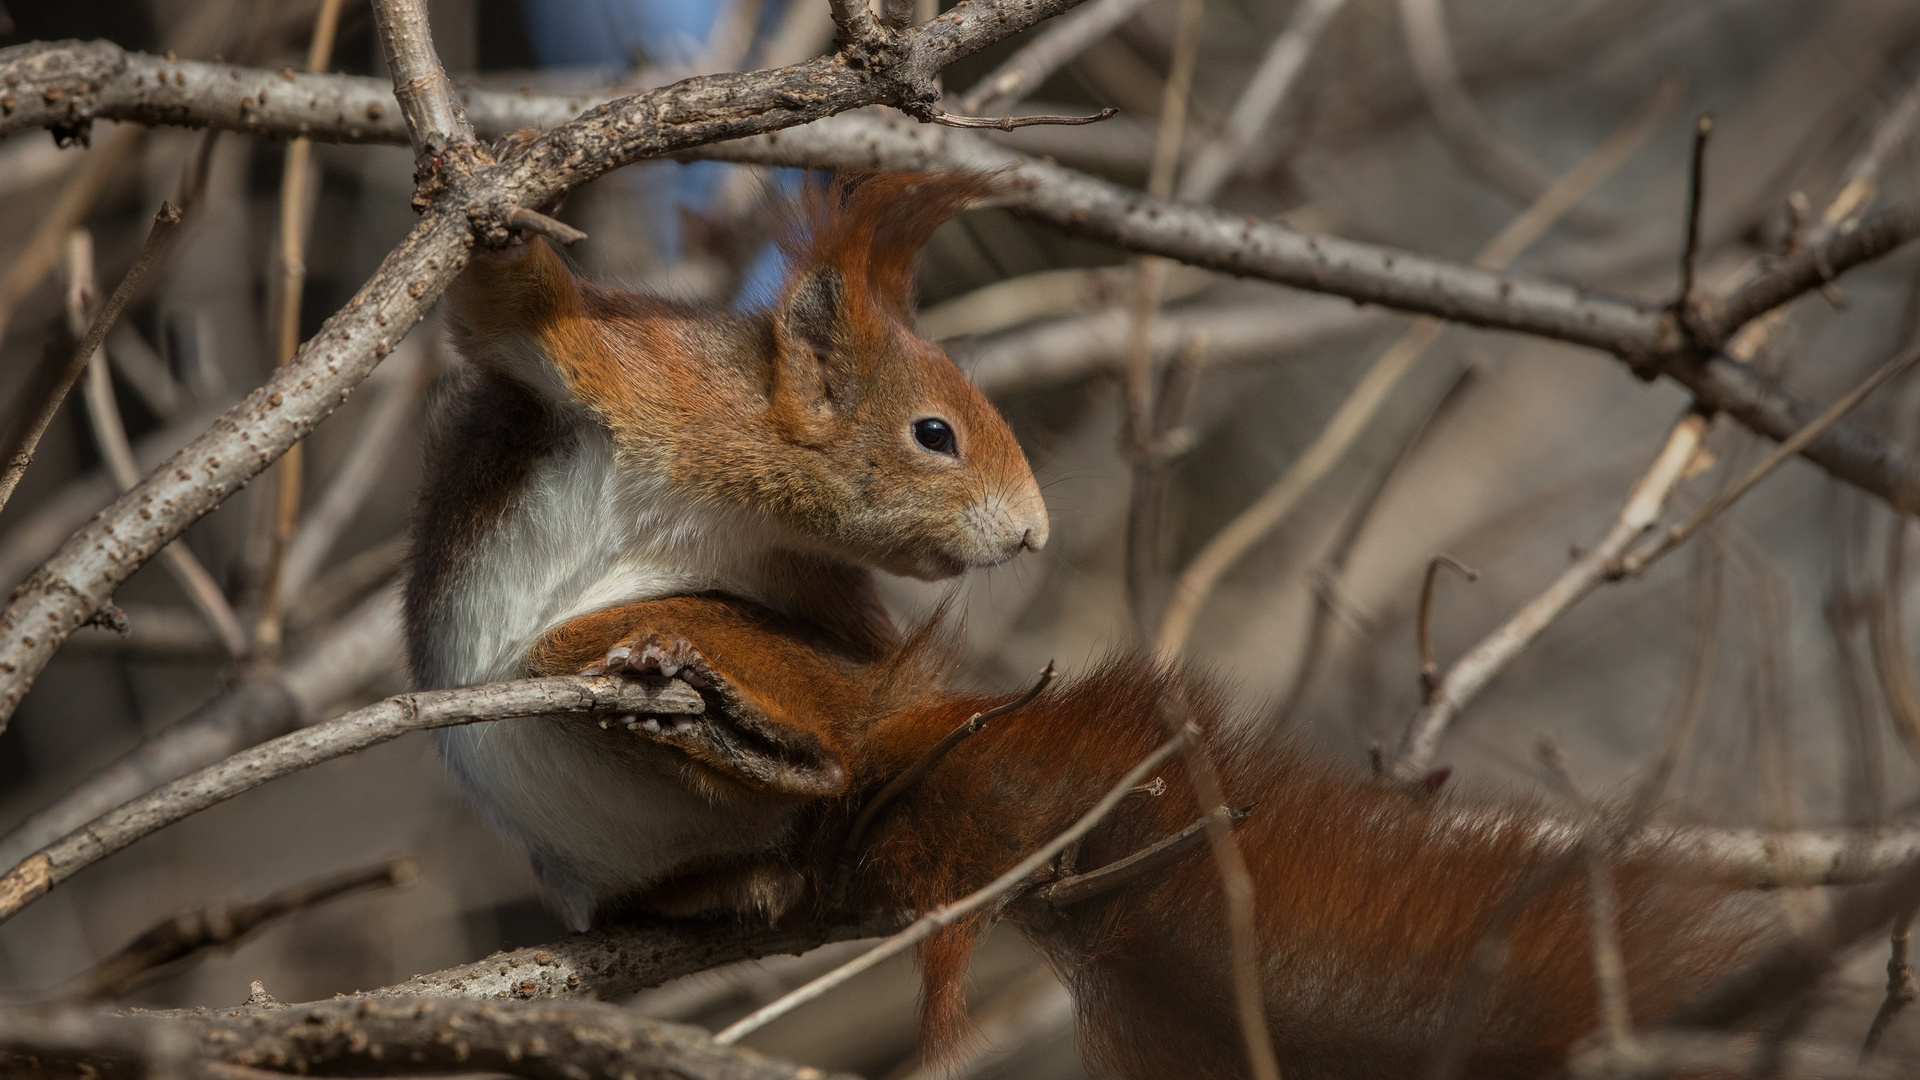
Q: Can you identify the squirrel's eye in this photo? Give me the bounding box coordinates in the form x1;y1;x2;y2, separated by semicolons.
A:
912;418;958;456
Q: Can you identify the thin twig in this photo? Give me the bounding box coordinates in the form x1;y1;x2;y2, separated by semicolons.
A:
1614;341;1920;578
1417;555;1479;702
1677;114;1714;340
925;105;1117;129
1276;365;1475;725
0;123;142;350
713;729;1193;1045
1398;0;1610;231
1155;79;1675;659
1037;803;1248;907
253;0;349;660
1388;408;1710;780
57;855;417;1002
954;0;1156;116
1120;0;1205;641
1537;739;1633;1048
504;205;589;245
72;239;248;659
838;663;1056;865
1631;534;1723;809
1175;0;1352;204
1862;905;1918;1061
0;674;703;926
279;342;428;600
0;201;182;515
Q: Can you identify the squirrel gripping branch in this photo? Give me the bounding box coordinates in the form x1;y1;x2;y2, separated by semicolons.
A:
406;172;1048;928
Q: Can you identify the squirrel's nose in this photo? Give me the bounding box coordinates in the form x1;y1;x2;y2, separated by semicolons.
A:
1021;527;1045;553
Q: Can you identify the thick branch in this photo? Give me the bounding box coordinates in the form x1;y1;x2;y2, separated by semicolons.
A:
692;112;1920;510
0;675;703;925
186;996;853;1080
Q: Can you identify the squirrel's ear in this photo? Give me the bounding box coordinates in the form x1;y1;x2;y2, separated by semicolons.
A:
771;267;849;436
778;266;848;361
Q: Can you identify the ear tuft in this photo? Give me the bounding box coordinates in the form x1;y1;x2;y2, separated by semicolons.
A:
774;171;1005;324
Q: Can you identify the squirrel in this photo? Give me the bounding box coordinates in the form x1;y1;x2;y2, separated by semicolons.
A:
524;592;1775;1080
404;172;1050;928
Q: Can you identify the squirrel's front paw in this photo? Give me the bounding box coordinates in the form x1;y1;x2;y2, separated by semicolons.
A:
580;632;716;689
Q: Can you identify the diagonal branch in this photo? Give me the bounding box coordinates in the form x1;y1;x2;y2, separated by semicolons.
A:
0;675;705;926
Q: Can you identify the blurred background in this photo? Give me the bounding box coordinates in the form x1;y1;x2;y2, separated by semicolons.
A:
3;0;1920;1074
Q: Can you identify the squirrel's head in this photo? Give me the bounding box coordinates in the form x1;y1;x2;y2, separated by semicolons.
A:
755;172;1049;580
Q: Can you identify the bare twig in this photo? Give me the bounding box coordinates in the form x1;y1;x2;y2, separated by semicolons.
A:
253;0;349;660
1175;0;1352;204
1037;803;1249;907
1417;555;1479;702
58;855;417;1002
1677;114;1714;339
1614;341;1920;578
1276;365;1475;725
1388;408;1710;781
279;342;427;600
839;663;1055;866
0;674;703;926
714;730;1193;1045
0;588;397;872
1155;80;1674;660
1537;740;1632;1047
504;205;588;245
1120;0;1205;641
1863;905;1918;1060
0;123;141;349
0;201;182;515
1398;0;1609;231
370;0;471;167
954;0;1155;116
69;232;248;658
925;105;1117;129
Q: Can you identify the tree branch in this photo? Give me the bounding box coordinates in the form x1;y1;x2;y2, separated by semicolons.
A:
0;675;704;925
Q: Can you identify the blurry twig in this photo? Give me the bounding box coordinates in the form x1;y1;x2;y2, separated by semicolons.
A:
0;123;142;349
713;730;1192;1045
1613;341;1920;578
0;671;700;927
1633;534;1724;808
1276;364;1475;725
1398;0;1611;231
0;586;401;874
1175;0;1352;203
1863;905;1918;1061
1155;79;1678;660
67;231;248;658
1537;740;1633;1048
254;0;348;660
955;0;1155;116
57;856;417;1002
1676;114;1713;339
279;340;428;600
1416;555;1478;702
0;201;181;515
1120;0;1204;641
1388;408;1710;781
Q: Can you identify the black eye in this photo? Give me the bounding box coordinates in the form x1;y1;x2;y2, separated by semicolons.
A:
912;418;958;456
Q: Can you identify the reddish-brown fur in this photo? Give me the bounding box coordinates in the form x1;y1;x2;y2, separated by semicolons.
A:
554;596;1767;1080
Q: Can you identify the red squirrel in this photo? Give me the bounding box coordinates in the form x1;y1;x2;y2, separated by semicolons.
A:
527;593;1772;1080
405;172;1049;928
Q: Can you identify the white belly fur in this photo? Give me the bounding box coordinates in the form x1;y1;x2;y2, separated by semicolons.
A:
419;425;802;927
